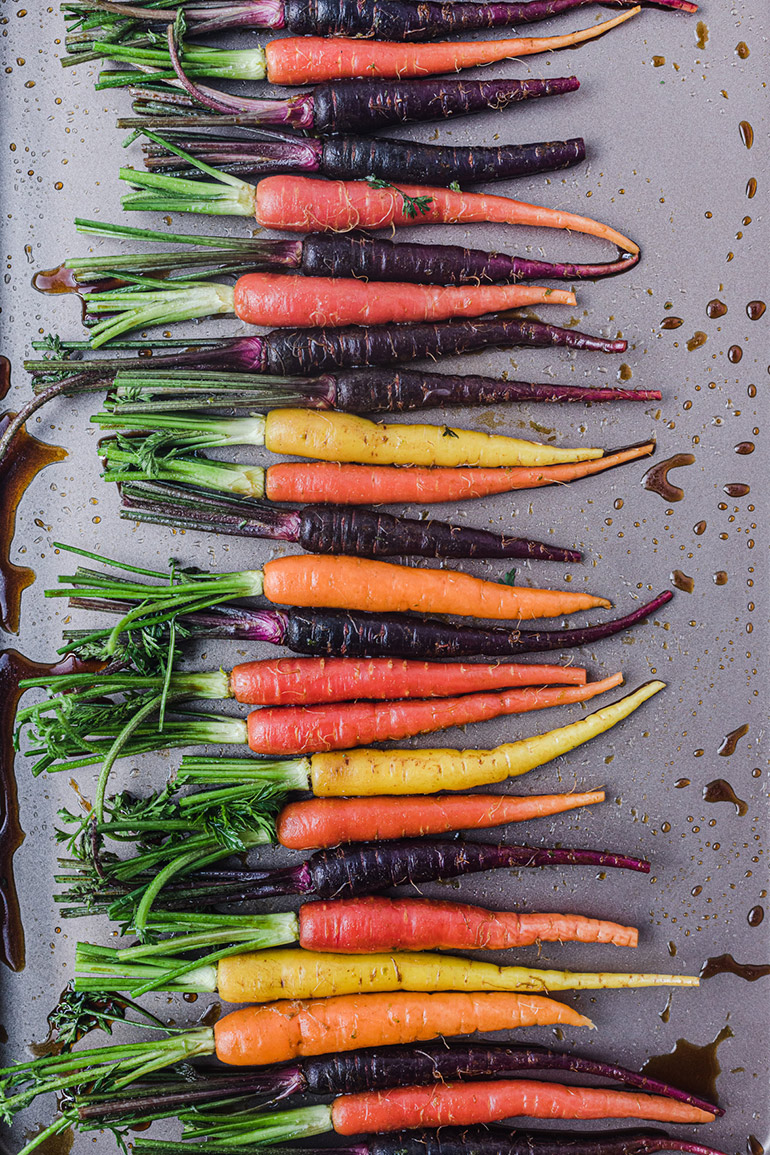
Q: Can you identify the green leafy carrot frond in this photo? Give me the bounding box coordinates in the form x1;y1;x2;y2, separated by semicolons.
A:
365;175;433;219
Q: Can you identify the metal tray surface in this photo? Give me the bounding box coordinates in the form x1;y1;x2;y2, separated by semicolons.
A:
0;2;767;1152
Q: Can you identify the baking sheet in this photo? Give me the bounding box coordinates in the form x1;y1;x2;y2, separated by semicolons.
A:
0;2;768;1152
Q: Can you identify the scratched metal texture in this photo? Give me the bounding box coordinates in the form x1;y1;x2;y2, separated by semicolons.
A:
0;2;767;1152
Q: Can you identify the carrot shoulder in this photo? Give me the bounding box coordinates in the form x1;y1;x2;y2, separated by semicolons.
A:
213;991;592;1066
278;790;606;849
261;555;611;621
330;1078;716;1134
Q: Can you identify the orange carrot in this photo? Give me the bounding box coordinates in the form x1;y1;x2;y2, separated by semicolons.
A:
247;674;622;754
232;275;574;328
264;10;641;84
254;177;638;252
298;895;636;951
279;791;606;850
262;442;655;505
330;1078;716;1134
261;555;611;621
229;657;587;706
213;991;592;1066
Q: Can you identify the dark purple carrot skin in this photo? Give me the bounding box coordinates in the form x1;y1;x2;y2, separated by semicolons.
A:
143;134;586;187
133;1131;727;1155
76;1045;721;1123
118;485;580;562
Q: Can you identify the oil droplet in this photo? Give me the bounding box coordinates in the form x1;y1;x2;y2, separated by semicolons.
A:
613;498;624;510
695;20;708;49
667;941;677;957
728;345;743;364
724;483;750;497
652;55;665;67
748;1138;764;1155
32;263;81;295
703;779;748;815
701;954;770;981
713;571;728;586
686;331;707;351
735;441;755;455
693;520;707;535
661;317;683;330
675;778;691;789
659;991;673;1024
746;177;757;199
640;1025;732;1100
748;905;764;927
692;885;703;897
671;570;694;593
718;722;749;756
747;300;766;320
617;363;632;381
739;121;754;149
706;299;727;319
641;453;695;502
735;41;750;59
183;992;198;1003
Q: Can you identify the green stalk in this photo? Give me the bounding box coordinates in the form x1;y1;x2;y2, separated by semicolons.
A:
82;39;269;80
182;1103;333;1146
178;755;311;790
84;282;235;347
95;409;266;444
103;438;266;497
120;131;257;219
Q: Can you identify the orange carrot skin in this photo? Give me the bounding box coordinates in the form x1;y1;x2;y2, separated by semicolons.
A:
264;449;654;506
280;790;605;850
233;274;573;328
330;1078;716;1135
229;657;587;706
247;676;622;755
213;992;592;1067
254;176;637;252
297;894;637;952
261;555;611;621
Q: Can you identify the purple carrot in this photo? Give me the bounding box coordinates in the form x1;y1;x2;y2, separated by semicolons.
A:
117;481;581;562
141;130;586;187
62;591;673;660
75;1043;722;1124
132;1130;728;1155
120;76;581;134
66;0;697;41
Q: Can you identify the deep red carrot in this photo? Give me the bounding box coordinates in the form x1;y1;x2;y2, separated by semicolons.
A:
279;791;606;850
247;674;622;754
263;442;655;504
298;895;635;950
229;657;587;705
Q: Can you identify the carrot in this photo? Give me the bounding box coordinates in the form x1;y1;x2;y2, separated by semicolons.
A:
232;274;576;328
278;790;606;849
229;657;587;706
247;674;623;754
261;554;611;621
254;177;638;253
213;991;592;1066
263;442;656;504
309;680;664;794
298;895;636;951
263;409;605;469
263;10;641;84
330;1078;716;1133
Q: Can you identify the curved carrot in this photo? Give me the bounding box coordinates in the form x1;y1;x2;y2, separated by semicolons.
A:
232;275;574;328
213;991;592;1066
263;10;641;84
247;674;622;754
261;555;611;621
279;790;605;849
255;177;638;253
330;1078;716;1133
263;442;656;504
229;657;587;706
299;895;635;951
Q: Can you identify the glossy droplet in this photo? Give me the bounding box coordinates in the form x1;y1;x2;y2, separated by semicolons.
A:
748;905;765;927
675;778;691;789
671;570;694;593
735;441;755;455
695;20;708;49
661;316;683;330
748;1138;764;1155
652;55;665;67
728;345;743;364
724;483;750;497
718;722;749;756
640;1025;732;1101
739;121;754;149
32;263;80;295
703;778;748;816
617;363;632;381
713;571;728;586
735;41;750;59
700;954;770;981
746;177;757;199
706;299;727;319
747;300;766;320
642;453;695;502
693;520;707;535
686;331;708;351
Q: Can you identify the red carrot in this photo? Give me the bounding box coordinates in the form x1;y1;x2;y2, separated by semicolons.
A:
247;674;623;754
229;657;587;705
279;791;606;850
